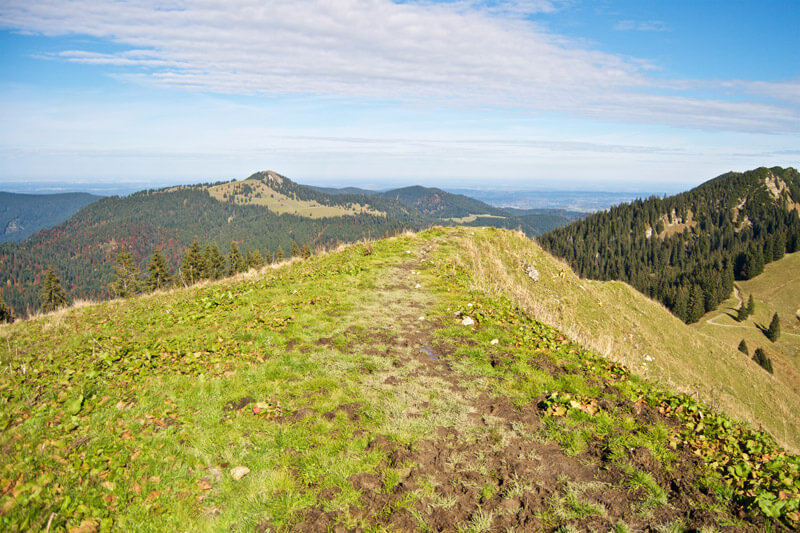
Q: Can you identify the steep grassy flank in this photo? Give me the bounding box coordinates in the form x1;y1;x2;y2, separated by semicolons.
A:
452;228;800;451
2;227;799;531
208;180;384;218
694;252;800;394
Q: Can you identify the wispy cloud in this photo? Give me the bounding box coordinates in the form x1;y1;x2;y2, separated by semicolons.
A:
0;0;797;133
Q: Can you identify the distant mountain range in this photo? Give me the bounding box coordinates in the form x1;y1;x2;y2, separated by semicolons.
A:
0;171;579;315
0;191;102;243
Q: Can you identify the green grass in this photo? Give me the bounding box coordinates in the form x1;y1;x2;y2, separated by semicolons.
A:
694;251;800;398
1;227;799;531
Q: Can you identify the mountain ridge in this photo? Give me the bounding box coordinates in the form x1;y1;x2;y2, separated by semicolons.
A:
2;226;799;530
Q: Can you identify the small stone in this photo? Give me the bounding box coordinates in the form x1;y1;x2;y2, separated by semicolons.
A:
461;317;475;326
418;316;425;321
490;338;499;345
644;355;654;362
230;466;250;480
415;283;421;289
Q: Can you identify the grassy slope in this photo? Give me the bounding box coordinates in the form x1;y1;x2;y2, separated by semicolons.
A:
2;227;799;531
451;228;800;451
207;180;384;218
694;252;800;398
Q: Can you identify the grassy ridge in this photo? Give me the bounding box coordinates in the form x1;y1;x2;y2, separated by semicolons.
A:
451;228;800;452
1;227;799;531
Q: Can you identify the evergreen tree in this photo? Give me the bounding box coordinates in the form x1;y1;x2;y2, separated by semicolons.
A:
40;267;69;312
687;285;706;324
275;246;284;261
147;250;173;291
753;348;774;374
773;232;786;261
736;302;749;322
109;247;143;298
245;248;263;269
291;240;301;258
301;243;312;259
737;339;749;355
0;293;13;324
227;241;246;275
203;242;225;280
181;237;204;285
766;313;781;342
746;294;755;315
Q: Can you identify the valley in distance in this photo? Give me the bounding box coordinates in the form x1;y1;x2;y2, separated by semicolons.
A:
1;166;800;531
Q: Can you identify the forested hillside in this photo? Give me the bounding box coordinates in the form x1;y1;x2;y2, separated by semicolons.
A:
0;172;425;315
0;191;102;242
539;166;800;323
0;171;577;316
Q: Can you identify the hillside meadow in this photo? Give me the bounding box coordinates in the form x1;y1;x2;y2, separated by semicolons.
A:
1;227;799;531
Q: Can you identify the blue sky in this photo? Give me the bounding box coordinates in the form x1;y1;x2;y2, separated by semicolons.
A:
1;0;798;191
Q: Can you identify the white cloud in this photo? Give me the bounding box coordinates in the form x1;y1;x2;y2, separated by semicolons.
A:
0;0;798;134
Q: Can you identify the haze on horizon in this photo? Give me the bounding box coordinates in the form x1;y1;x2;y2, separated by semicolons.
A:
0;0;798;192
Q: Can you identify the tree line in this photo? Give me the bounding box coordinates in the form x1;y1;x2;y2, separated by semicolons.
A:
538;167;800;323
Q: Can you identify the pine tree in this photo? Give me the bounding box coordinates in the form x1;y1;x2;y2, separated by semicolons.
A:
736;302;749;322
0;293;13;324
227;241;245;275
737;339;749;355
245;248;263;269
147;250;173;291
746;294;755;315
109;247;143;298
291;241;301;258
181;237;203;285
766;313;781;342
753;348;774;374
275;246;284;261
687;285;705;324
301;243;312;259
203;243;225;280
40;267;69;312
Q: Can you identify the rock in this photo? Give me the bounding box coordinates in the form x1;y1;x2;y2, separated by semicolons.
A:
230;466;250;480
490;338;499;345
419;316;425;321
461;317;475;326
415;283;421;289
644;355;654;362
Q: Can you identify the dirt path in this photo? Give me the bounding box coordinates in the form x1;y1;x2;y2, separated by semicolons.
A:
283;240;741;532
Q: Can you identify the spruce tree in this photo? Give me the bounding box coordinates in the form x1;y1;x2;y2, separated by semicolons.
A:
746;294;755;315
736;302;749;322
181;237;203;285
109;247;143;298
245;248;263;269
766;313;781;342
753;348;773;374
291;241;301;258
227;241;245;275
301;243;312;259
147;250;173;291
0;293;13;324
204;243;225;279
40;267;69;312
737;339;749;355
275;246;284;261
687;285;705;324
